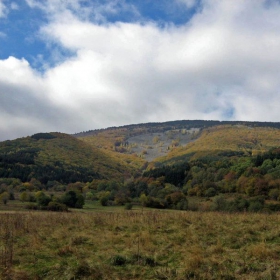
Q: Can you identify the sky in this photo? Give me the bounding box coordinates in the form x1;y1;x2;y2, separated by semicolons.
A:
1;0;280;141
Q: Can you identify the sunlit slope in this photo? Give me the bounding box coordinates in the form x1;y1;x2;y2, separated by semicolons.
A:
155;125;280;164
77;122;202;163
77;128;147;169
78;123;280;165
0;132;135;183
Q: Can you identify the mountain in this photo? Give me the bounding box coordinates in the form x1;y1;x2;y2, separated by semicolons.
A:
75;120;280;164
2;120;280;187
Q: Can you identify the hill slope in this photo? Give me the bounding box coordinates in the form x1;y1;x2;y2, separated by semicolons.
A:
2;120;280;186
155;125;280;165
0;132;137;184
76;120;280;164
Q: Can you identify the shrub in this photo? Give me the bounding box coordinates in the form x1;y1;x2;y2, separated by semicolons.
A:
47;202;68;212
227;197;249;212
130;254;157;266
124;203;133;210
248;201;264;212
74;261;91;278
36;191;51;206
188;201;199;211
268;188;280;201
19;191;29;202
9;192;15;200
61;190;85;209
111;255;126;266
247;197;265;212
176;200;188;210
144;257;157;267
212;195;227;211
0;191;9;205
75;194;85;209
85;191;94;201
25;203;39;210
145;196;167;209
205;187;217;197
100;196;109;206
61;190;76;207
266;203;280;212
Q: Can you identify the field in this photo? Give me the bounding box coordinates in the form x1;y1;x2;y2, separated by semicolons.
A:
1;210;280;279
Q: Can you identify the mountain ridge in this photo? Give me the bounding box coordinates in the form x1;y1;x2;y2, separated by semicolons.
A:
73;119;280;138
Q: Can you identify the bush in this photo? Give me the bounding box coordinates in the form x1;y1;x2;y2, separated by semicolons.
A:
74;261;91;278
205;187;217;197
188;201;199;211
9;192;15;200
176;200;188;210
124;203;133;210
36;192;51;206
111;255;126;266
212;195;227;211
129;254;158;266
0;191;9;205
268;188;280;201
75;194;85;209
61;190;85;209
248;196;265;212
145;196;167;209
100;196;109;206
144;257;157;267
248;201;264;212
25;203;39;210
227;197;249;212
47;202;68;212
266;203;280;212
19;191;29;202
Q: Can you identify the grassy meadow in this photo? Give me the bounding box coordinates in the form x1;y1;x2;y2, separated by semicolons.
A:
1;209;280;279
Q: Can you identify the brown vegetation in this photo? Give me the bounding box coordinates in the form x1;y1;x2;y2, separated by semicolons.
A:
1;210;280;279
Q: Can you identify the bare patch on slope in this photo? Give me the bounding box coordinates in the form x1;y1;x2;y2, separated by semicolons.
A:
126;128;200;161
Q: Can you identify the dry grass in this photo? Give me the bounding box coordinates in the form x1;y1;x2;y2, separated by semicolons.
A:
1;210;280;279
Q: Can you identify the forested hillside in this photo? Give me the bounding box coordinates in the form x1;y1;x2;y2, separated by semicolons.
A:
0;132;137;184
155;125;280;165
2;120;280;212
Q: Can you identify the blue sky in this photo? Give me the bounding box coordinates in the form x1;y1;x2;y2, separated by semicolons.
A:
1;0;280;141
0;2;44;60
0;0;197;70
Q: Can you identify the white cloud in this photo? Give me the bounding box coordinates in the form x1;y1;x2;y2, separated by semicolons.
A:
10;2;18;10
176;0;198;9
0;0;19;17
26;0;139;23
1;0;280;141
0;0;7;17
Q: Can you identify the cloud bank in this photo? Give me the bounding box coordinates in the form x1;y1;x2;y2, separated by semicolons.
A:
1;0;280;141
